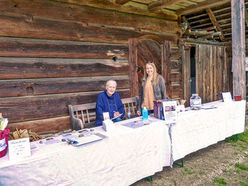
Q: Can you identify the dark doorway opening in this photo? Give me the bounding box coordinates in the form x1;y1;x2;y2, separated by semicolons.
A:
190;47;196;94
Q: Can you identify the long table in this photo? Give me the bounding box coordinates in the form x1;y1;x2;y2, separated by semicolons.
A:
0;117;171;186
171;100;246;161
0;100;245;185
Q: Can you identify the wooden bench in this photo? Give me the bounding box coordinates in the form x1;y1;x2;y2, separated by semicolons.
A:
68;96;139;130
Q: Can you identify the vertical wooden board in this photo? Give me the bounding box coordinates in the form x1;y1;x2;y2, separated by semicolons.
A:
205;45;211;103
213;46;218;101
197;45;203;101
226;47;232;92
202;45;208;103
209;46;214;102
216;47;222;100
182;45;191;105
219;47;224;96
195;44;199;96
215;47;220;100
222;46;228;92
231;0;246;98
128;39;139;97
162;40;171;98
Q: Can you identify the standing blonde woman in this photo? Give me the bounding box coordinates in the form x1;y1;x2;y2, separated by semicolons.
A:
137;62;167;115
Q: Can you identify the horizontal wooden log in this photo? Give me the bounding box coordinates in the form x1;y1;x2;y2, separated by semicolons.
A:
0;0;179;30
0;75;130;97
0;12;177;43
0;89;131;123
7;116;71;134
0;37;128;59
0;58;129;79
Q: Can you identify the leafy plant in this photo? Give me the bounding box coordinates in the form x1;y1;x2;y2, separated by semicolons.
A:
213;177;227;185
240;180;248;186
182;168;195;175
235;163;248;171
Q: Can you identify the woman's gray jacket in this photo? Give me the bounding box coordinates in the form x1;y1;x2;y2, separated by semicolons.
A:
138;74;166;111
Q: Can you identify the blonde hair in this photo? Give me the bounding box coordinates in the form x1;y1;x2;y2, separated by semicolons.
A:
144;62;159;85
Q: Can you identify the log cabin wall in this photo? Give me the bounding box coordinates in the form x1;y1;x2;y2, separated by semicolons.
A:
0;0;180;133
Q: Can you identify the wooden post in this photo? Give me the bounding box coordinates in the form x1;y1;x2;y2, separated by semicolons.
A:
162;40;171;98
128;38;139;97
231;0;246;99
182;44;191;105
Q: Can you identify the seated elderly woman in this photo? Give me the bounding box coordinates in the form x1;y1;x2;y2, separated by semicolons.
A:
95;80;125;126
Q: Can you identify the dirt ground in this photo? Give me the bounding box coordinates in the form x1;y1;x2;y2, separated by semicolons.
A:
133;125;248;186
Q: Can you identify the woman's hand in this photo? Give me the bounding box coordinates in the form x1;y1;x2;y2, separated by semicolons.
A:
114;112;120;117
137;111;141;116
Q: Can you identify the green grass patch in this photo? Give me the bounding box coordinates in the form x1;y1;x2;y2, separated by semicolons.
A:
235;163;248;171
213;177;227;185
199;170;205;175
182;168;195;175
223;169;233;174
240;180;248;186
238;130;248;143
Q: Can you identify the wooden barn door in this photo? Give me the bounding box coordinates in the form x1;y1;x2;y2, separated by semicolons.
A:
128;38;171;97
183;44;231;104
196;44;231;103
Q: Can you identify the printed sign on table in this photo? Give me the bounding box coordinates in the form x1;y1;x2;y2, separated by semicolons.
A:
162;100;177;124
8;138;31;161
222;92;232;103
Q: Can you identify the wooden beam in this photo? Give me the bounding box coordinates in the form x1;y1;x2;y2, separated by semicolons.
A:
231;0;246;99
148;0;182;12
245;7;248;26
115;0;131;5
177;0;230;15
54;0;178;20
206;8;225;41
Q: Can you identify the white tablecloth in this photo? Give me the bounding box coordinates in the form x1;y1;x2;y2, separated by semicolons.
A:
171;100;246;161
0;117;171;186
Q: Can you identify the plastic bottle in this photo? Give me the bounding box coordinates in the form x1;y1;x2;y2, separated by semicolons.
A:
142;107;148;120
127;108;131;119
190;94;202;110
160;106;164;120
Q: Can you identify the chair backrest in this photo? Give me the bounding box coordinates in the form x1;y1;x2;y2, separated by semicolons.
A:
68;96;139;129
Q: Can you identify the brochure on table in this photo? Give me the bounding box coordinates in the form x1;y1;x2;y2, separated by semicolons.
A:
162;100;177;124
222;92;232;103
8;138;31;161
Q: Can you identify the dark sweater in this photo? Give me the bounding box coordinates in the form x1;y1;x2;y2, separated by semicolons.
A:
95;90;124;126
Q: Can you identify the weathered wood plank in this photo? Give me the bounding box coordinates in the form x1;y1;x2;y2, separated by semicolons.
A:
0;0;180;33
0;76;130;97
212;46;217;100
231;0;246;99
196;44;203;100
128;39;139;97
7;116;71;134
162;40;171;98
182;45;191;105
0;58;129;79
0;90;131;123
0;12;177;43
202;45;207;103
0;37;128;59
216;47;222;100
209;46;214;101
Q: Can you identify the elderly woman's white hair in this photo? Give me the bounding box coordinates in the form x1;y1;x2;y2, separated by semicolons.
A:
105;80;117;88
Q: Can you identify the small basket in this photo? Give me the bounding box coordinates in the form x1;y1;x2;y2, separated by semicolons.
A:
0;128;10;158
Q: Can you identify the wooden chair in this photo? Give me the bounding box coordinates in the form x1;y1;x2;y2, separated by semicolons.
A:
68;96;139;130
